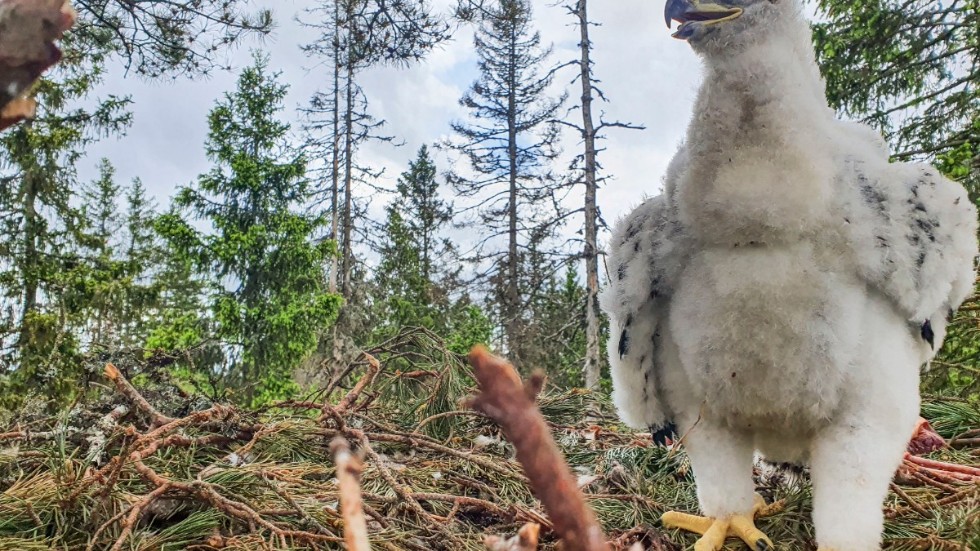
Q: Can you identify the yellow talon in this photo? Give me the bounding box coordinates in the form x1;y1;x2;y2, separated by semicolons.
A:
661;510;715;534
662;494;774;551
730;514;773;550
693;518;730;551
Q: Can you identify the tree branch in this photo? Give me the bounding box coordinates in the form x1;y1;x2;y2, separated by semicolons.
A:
466;346;610;551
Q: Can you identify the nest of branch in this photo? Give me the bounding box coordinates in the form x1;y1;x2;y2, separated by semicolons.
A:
0;328;977;550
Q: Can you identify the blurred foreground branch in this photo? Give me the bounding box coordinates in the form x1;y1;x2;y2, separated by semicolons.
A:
331;437;372;551
0;0;74;129
467;345;611;551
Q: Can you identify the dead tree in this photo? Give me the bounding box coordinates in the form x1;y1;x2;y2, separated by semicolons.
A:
557;0;643;388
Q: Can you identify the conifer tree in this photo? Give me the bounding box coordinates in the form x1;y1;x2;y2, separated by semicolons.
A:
73;0;273;78
157;54;342;404
812;0;978;199
0;43;130;403
301;0;453;374
79;159;125;348
0;1;279;404
396;146;454;284
373;146;459;337
444;0;565;364
116;177;166;349
302;0;450;298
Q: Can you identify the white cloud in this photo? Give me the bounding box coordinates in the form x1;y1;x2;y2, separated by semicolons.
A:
79;0;710;275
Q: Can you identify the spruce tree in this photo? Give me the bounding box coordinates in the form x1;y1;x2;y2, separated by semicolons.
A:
0;43;130;404
157;54;342;404
79;159;125;348
302;0;450;298
117;178;166;350
0;1;280;405
73;0;273;78
396;146;454;284
373;146;459;338
301;0;452;374
444;0;565;364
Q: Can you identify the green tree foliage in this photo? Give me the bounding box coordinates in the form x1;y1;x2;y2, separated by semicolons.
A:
925;282;980;399
117;178;168;348
396;146;453;285
0;0;275;406
157;55;342;405
372;146;491;353
375;208;444;334
78;159;130;348
78;169;174;356
301;0;451;300
0;43;131;405
73;0;273;78
812;0;978;198
507;231;592;387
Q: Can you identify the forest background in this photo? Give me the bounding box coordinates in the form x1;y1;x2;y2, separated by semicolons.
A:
0;0;975;408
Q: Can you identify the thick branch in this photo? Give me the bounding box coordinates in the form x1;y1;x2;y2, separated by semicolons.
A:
104;363;176;427
466;345;610;551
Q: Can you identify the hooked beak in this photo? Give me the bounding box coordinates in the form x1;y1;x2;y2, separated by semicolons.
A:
665;0;743;39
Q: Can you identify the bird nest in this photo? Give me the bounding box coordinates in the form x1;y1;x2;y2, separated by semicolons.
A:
0;329;977;550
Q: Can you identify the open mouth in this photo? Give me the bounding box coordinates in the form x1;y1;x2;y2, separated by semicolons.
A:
664;0;744;39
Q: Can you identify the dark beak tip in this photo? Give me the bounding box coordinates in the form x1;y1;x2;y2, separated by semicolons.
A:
664;0;688;30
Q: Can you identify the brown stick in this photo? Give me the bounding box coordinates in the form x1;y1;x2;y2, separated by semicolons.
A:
0;0;75;128
334;353;381;413
330;437;372;551
466;346;610;551
904;454;980;477
109;483;172;551
485;523;540;551
104;363;176;427
889;483;931;518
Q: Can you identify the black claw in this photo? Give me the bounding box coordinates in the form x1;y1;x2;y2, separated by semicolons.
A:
756;541;770;551
650;422;677;446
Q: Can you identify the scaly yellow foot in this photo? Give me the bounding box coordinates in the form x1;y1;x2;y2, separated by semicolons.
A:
662;494;775;551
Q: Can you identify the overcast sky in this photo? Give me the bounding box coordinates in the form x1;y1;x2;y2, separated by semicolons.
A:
76;0;814;267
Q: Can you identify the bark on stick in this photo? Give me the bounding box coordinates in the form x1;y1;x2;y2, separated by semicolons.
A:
331;437;372;551
466;345;610;551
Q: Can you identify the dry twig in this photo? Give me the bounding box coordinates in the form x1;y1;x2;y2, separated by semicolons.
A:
331;437;372;551
104;363;176;427
466;345;611;551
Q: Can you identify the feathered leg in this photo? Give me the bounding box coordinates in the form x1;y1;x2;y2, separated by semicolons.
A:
662;421;773;551
809;405;916;551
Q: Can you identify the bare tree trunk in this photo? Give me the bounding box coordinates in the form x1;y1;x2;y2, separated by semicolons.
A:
576;0;601;388
506;26;520;364
328;0;341;295
341;61;355;298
